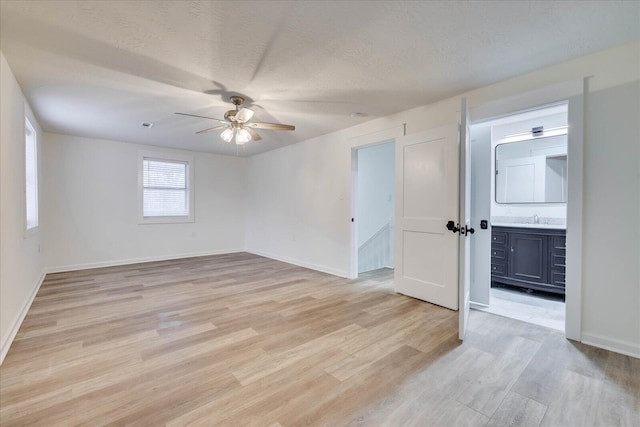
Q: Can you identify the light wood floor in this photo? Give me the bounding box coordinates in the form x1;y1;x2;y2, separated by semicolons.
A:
0;253;638;426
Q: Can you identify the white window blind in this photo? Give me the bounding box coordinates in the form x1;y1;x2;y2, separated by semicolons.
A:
25;118;38;230
142;158;189;217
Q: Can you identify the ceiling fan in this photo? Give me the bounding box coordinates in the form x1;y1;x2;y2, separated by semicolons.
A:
175;96;295;145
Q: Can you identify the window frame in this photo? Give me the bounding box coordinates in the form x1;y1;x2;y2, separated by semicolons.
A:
25;117;39;236
138;150;195;224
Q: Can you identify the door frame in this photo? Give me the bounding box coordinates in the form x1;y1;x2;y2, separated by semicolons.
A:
468;79;585;341
459;97;471;339
349;126;405;279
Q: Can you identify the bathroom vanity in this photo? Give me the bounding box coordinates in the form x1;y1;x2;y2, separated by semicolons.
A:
491;225;566;295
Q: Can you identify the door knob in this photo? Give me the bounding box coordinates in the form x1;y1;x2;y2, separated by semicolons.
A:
446;220;460;233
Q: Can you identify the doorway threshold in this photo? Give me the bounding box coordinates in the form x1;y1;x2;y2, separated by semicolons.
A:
473;286;565;331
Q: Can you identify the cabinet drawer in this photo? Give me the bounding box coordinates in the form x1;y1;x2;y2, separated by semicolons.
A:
491;231;507;245
551;254;566;268
552;235;566;251
491;248;506;260
491;263;506;276
551;270;566;287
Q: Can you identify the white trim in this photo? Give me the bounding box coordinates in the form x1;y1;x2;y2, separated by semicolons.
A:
0;272;45;366
138;150;195;224
581;333;640;359
350;148;359;279
347;125;404;145
564;84;585;341
459;96;471;340
247;249;349;279
470;301;490;310
45;249;243;274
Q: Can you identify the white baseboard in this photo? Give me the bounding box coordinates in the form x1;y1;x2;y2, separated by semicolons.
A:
0;271;46;366
45;249;244;274
470;301;490;310
247;249;349;279
581;332;640;359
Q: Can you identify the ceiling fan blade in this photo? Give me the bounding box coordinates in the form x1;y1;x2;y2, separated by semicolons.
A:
196;125;229;134
175;112;227;123
234;108;255;123
247;122;295;131
245;127;262;141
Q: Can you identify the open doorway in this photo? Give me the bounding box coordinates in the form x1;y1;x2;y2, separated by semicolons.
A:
352;141;395;278
470;103;568;331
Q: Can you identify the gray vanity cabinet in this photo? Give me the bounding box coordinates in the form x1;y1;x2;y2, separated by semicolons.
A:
491;226;566;295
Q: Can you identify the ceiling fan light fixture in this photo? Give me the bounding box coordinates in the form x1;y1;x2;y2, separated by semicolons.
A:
220;128;234;142
179;94;295;146
235;128;251;145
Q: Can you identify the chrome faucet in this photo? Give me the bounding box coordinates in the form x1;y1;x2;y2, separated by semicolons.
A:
533;214;539;224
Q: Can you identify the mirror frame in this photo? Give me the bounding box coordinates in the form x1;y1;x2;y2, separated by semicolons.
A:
494;139;567;205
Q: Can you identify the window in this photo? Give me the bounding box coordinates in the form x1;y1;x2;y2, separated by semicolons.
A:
25;118;38;232
139;152;194;223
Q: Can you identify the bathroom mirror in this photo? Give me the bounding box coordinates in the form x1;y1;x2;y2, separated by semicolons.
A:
495;134;567;204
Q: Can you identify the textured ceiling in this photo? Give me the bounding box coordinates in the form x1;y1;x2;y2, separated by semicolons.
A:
1;1;638;156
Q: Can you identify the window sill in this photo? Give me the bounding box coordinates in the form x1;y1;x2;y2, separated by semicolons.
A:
25;226;39;239
139;216;194;225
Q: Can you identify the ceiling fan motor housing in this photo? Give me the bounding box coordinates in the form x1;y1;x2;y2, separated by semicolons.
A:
230;95;245;106
224;110;237;121
225;96;245;121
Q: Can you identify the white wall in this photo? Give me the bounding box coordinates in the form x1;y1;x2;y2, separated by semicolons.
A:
43;134;246;271
580;80;639;356
245;136;356;276
357;142;395;246
246;41;640;357
0;52;46;363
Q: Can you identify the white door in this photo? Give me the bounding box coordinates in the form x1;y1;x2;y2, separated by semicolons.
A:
394;124;459;310
459;97;471;340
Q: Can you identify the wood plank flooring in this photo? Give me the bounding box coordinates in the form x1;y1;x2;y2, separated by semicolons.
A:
0;253;638;426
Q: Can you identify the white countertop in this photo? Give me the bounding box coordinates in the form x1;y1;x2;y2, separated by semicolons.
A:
491;222;566;230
